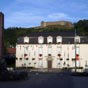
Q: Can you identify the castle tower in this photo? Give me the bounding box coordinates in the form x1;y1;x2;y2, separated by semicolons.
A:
41;21;47;27
0;12;4;58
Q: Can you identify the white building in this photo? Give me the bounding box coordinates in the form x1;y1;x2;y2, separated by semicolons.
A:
16;31;88;70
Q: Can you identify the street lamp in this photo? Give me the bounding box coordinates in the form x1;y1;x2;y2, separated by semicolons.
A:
74;29;77;72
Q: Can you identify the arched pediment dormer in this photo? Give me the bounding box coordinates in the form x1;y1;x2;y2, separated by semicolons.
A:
56;36;62;44
38;36;44;44
24;36;29;43
47;36;53;44
74;36;80;43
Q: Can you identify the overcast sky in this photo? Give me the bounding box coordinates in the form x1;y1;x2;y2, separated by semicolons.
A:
0;0;88;28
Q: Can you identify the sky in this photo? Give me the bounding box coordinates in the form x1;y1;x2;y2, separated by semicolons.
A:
0;0;88;28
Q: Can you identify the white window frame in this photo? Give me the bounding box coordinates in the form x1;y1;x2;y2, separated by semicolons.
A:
38;36;44;44
47;36;53;43
56;36;62;43
24;36;29;43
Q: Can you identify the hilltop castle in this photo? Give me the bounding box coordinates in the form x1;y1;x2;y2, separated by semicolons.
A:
41;21;74;28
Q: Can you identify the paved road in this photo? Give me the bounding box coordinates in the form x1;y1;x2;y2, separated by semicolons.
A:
0;72;88;88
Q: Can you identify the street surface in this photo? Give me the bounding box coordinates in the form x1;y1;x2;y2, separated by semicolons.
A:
0;72;88;88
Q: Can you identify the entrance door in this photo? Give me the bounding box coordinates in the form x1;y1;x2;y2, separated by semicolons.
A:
48;60;52;68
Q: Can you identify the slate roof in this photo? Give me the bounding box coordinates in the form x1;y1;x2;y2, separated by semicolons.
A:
27;31;76;37
17;31;88;44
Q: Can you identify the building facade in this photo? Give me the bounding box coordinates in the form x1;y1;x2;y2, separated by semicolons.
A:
16;31;88;70
0;12;4;58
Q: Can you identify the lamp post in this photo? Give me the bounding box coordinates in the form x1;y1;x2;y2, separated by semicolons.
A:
74;29;77;72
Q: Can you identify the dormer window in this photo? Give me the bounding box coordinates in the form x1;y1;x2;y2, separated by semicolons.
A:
56;36;62;44
38;36;44;44
47;36;53;44
24;36;29;43
74;36;80;43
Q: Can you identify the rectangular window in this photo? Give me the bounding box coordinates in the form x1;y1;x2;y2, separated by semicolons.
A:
48;47;52;54
76;47;80;54
57;47;61;54
38;47;43;54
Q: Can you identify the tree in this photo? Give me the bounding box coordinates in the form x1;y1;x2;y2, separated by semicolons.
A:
74;20;88;35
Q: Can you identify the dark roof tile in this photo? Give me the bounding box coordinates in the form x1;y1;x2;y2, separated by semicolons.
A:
17;31;88;44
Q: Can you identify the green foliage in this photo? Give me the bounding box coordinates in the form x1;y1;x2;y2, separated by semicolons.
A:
4;19;88;48
74;19;88;35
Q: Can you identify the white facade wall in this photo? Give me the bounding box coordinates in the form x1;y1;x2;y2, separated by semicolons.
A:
16;44;88;69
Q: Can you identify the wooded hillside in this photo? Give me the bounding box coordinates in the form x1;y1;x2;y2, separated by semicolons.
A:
4;20;88;48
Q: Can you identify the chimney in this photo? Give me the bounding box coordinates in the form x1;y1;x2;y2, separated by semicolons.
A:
0;12;4;58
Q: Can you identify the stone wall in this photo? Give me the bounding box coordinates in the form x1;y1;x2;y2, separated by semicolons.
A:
41;21;74;28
